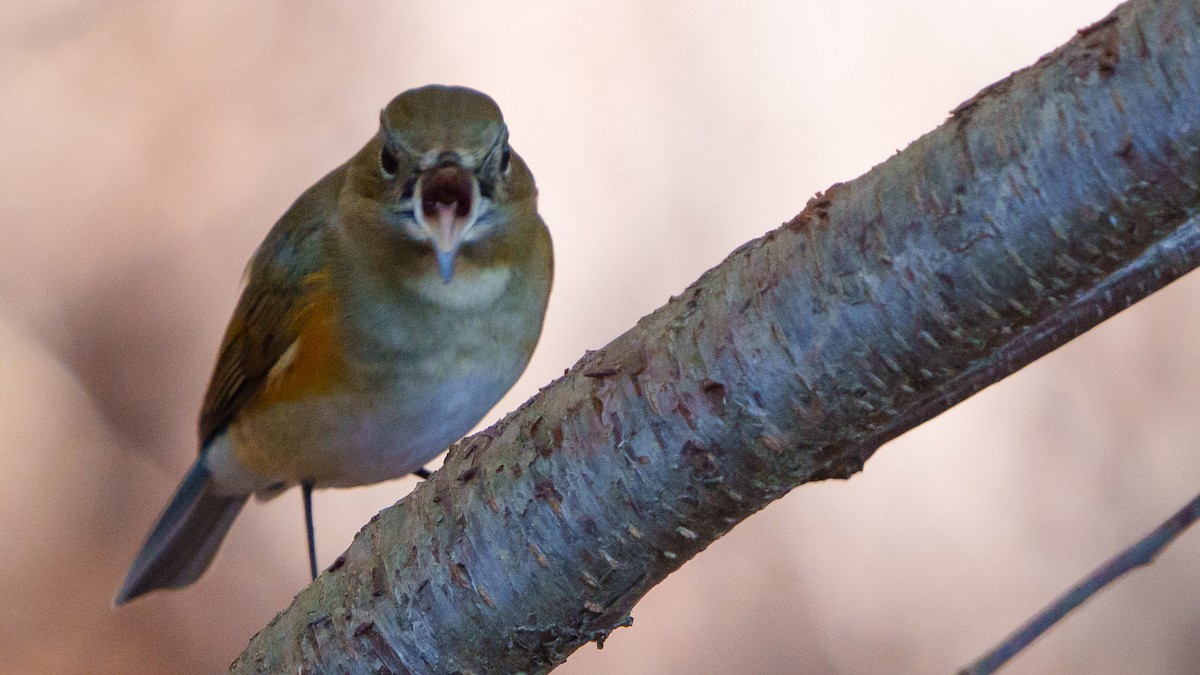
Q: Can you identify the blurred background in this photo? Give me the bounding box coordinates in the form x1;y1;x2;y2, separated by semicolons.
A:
2;0;1198;672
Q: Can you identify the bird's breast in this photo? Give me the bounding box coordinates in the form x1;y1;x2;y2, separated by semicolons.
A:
226;261;542;491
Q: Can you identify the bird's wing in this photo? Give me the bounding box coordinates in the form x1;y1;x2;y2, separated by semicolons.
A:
198;171;344;447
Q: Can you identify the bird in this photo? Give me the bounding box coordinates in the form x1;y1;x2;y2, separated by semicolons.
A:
115;85;553;605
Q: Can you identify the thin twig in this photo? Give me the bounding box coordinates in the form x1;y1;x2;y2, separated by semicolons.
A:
960;490;1200;674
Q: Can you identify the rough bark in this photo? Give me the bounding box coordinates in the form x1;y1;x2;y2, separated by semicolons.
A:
231;0;1200;672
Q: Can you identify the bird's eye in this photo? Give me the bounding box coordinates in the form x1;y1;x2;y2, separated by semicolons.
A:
500;145;511;173
380;145;399;177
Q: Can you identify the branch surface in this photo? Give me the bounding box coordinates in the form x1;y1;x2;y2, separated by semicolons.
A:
232;0;1200;672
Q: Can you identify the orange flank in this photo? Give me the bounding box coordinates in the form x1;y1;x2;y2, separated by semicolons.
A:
229;270;350;479
254;271;347;407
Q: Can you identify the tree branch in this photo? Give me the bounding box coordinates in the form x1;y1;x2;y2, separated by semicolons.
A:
960;489;1200;675
231;0;1200;671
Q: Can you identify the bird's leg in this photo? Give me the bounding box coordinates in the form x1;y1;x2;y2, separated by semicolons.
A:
301;480;317;581
412;467;432;480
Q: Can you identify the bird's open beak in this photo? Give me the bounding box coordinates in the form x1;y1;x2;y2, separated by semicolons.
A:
414;162;481;283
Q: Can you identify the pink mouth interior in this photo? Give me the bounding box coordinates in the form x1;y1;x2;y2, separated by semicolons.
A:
422;165;473;220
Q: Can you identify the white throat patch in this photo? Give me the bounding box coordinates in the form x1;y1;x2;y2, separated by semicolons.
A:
408;265;512;309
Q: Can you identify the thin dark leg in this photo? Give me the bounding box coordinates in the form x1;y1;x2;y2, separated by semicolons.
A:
412;467;432;480
301;480;317;580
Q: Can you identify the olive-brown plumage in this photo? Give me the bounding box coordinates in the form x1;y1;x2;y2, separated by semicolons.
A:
116;85;552;605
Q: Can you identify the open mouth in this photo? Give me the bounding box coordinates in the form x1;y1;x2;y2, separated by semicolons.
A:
422;164;473;229
416;163;479;282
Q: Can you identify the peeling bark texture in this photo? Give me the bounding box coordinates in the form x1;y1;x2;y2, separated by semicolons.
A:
231;1;1200;672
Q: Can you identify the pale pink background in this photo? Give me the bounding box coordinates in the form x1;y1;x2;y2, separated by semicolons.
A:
2;1;1197;673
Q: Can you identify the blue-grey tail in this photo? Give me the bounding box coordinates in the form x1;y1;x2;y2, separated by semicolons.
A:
114;459;247;606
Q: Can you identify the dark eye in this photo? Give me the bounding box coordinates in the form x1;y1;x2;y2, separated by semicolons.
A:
380;144;399;177
499;145;511;172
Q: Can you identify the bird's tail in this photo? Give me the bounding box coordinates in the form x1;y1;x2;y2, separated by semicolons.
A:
114;458;247;606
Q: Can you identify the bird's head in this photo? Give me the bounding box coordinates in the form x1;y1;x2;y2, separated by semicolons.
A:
344;85;533;284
